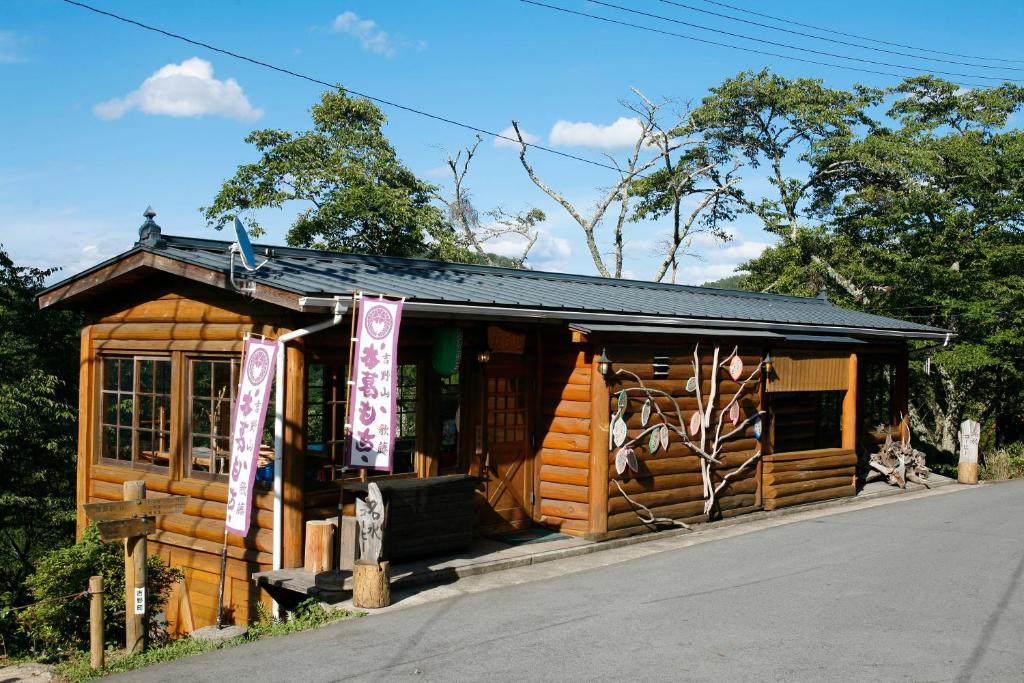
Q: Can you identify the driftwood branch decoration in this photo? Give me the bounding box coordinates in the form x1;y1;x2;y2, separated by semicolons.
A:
610;342;767;526
867;425;931;489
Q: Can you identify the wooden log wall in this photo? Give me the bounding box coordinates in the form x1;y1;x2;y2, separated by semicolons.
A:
536;333;592;536
603;344;764;533
80;282;297;633
762;447;857;510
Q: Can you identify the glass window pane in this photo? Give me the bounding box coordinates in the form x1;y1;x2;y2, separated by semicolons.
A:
193;361;211;398
103;359;118;390
103;426;117;459
138;359;153;393
117;428;132;460
119;358;133;392
155;360;171;394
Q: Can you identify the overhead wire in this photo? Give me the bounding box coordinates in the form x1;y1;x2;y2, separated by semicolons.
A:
519;1;994;89
585;0;1021;83
60;0;621;172
653;0;1024;73
694;0;1024;65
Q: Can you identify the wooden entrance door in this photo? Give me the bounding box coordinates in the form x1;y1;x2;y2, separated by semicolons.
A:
478;358;533;534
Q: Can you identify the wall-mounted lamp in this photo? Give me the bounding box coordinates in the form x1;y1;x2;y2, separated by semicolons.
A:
763;352;774;375
476;349;491;364
596;348;613;377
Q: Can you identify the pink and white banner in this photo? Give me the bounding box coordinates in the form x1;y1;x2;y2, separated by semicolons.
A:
225;337;278;536
347;295;403;472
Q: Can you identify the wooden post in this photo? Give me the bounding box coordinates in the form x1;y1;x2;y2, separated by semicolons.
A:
841;352;858;451
352;561;391;608
282;342;308;568
123;480;146;655
89;575;104;670
588;348;610;538
304;520;336;573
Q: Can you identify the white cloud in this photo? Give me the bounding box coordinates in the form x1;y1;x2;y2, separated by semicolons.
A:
494;124;538;149
549;116;644;150
330;11;424;57
483;228;571;271
94;57;262;121
0;30;27;64
716;240;770;260
677;262;740;285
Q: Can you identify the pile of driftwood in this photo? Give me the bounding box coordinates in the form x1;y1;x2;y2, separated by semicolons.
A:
867;428;931;489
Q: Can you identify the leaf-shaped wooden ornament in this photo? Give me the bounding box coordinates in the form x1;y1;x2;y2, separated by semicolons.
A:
648;428;660;454
617;390;627;412
660;424;669;450
686;376;698;393
729;401;740;425
625;447;639;473
689;411;701;436
612;416;628;448
729;355;744;381
615;448;628;475
641;399;652;427
752;415;763;440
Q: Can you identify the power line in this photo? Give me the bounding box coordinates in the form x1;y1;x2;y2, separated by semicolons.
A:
586;0;1021;83
520;0;993;89
61;0;621;172
655;0;1024;73
695;0;1024;65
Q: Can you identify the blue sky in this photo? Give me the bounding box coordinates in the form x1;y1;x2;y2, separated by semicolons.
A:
2;0;1023;284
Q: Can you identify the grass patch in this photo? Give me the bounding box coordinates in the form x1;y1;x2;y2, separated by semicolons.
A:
55;599;364;682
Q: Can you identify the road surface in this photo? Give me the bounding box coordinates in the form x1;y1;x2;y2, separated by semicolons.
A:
124;481;1024;681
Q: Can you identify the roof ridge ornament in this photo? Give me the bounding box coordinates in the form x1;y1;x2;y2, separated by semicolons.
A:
138;206;164;247
817;285;830;304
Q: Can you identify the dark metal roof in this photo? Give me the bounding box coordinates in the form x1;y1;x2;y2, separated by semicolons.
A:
570;323;785;338
39;234;949;338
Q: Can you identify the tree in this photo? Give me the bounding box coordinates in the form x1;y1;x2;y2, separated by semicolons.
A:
0;247;80;610
628;95;741;283
691;69;881;301
203;89;451;258
738;74;1024;454
435;136;546;268
512;91;675;278
816;77;1024;452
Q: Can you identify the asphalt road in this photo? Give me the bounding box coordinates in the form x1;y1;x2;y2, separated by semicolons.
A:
124;481;1024;682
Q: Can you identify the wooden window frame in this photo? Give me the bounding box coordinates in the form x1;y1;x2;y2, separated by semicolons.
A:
184;354;240;484
95;353;173;473
304;352;426;482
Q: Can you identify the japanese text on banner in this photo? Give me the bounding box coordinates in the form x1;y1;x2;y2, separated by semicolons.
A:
225;337;278;536
346;296;403;472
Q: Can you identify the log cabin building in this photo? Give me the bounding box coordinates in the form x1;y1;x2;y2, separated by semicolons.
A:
37;211;949;633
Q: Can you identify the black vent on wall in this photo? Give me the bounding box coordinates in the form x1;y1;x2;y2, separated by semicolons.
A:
652;356;670;379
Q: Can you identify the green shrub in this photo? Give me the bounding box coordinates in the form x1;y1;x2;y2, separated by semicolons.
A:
980;443;1024;481
16;524;181;656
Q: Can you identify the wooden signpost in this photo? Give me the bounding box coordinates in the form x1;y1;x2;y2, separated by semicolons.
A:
83;481;188;654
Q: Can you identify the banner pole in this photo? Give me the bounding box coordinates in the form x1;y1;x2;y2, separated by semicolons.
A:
215;527;229;628
344;292;365;482
217;333;248;629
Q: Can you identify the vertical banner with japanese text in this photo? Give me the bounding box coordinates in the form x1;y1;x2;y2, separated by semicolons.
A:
346;296;403;472
225;337;278;536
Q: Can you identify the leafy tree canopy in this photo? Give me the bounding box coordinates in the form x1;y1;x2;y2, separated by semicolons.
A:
0;248;79;612
203;89;452;258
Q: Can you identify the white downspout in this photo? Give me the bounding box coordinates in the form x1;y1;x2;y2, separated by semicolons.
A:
272;297;346;615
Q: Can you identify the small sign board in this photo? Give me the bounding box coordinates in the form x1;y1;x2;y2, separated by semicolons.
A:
134;587;146;615
96;517;157;543
84;496;188;522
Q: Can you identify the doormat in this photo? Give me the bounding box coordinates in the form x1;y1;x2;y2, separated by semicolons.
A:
487;529;571;546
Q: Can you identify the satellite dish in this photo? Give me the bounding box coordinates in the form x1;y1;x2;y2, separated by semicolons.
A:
227;217;269;295
233;218;258;270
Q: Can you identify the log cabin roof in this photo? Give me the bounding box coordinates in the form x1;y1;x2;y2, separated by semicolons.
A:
38;233;949;339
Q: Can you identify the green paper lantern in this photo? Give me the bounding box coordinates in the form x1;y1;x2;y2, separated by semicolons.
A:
432;326;462;376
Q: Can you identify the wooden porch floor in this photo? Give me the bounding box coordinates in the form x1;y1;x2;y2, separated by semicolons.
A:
253;534;591;602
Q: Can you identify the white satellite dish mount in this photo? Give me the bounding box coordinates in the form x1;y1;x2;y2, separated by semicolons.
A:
229;217;270;296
